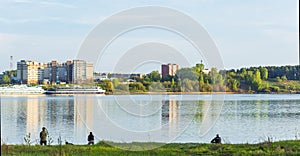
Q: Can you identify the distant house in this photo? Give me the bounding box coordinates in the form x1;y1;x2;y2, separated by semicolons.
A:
203;69;210;75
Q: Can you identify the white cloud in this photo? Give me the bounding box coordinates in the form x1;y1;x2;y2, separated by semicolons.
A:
39;1;77;9
2;0;77;8
0;17;62;24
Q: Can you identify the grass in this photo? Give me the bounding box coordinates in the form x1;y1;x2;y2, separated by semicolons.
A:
1;140;300;156
268;80;300;92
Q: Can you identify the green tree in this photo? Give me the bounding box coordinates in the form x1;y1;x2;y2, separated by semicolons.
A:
3;75;10;84
148;71;161;82
112;78;120;88
181;79;199;92
276;76;282;82
260;67;268;80
240;68;247;79
252;70;263;91
193;63;204;75
210;68;219;84
232;79;239;92
115;84;129;92
149;82;165;92
129;82;146;92
98;80;114;92
281;75;287;81
176;68;198;81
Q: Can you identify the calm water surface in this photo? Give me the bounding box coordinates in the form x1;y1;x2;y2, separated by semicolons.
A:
1;94;299;145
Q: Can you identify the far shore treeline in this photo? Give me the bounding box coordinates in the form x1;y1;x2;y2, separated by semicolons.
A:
1;64;300;94
97;64;300;94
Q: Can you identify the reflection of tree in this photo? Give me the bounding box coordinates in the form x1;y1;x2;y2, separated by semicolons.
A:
194;101;205;121
194;100;223;136
255;100;269;119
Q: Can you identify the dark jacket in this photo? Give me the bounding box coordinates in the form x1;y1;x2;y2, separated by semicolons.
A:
211;136;221;143
88;134;94;141
40;130;47;141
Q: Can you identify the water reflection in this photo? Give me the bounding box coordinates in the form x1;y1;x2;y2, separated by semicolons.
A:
161;100;178;127
1;96;75;144
1;94;300;145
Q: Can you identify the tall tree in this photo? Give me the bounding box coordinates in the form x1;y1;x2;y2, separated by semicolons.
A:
260;67;268;80
193;63;204;74
252;70;262;91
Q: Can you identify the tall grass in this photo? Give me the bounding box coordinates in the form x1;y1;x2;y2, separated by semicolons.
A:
1;140;300;155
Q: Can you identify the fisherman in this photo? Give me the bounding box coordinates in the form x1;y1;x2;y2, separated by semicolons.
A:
87;132;94;145
211;134;221;144
40;127;48;145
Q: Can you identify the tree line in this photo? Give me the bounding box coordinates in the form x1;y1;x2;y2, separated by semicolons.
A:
96;64;300;93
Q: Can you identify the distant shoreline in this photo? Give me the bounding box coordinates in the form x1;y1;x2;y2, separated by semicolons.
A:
105;91;299;95
0;91;299;96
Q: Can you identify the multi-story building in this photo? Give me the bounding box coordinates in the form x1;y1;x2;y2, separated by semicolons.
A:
161;63;179;77
86;62;94;83
66;60;73;83
72;60;85;84
17;60;44;84
17;59;93;84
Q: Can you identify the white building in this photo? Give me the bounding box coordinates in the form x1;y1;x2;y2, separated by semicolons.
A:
72;60;94;84
17;60;44;84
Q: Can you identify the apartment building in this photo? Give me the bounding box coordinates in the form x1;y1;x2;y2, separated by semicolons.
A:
17;60;44;84
17;59;93;84
161;63;179;77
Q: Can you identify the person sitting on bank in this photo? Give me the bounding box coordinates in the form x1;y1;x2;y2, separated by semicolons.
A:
211;134;221;144
40;127;48;145
87;132;94;145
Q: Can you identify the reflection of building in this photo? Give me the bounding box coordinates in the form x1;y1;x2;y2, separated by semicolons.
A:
26;97;40;136
74;96;95;142
161;100;178;125
161;63;179;77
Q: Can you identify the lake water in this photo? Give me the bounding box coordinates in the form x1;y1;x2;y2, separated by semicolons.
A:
1;94;300;145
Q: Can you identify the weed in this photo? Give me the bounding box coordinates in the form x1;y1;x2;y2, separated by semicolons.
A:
24;133;32;146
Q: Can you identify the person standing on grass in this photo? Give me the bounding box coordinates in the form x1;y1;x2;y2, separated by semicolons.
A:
211;134;221;144
88;132;94;145
40;127;48;145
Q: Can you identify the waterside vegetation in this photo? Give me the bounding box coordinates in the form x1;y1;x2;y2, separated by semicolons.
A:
1;140;300;155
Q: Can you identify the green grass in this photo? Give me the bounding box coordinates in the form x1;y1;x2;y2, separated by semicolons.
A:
2;140;300;156
268;80;300;92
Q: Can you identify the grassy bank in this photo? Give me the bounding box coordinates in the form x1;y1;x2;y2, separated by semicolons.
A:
1;140;299;156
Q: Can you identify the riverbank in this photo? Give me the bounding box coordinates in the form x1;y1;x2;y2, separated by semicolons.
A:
1;140;299;155
106;91;299;95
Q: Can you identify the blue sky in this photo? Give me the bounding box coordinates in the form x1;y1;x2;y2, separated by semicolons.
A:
0;0;298;73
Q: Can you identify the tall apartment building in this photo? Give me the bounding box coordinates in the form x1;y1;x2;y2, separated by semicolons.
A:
17;60;44;84
17;60;93;84
161;63;179;77
86;62;94;83
72;60;93;84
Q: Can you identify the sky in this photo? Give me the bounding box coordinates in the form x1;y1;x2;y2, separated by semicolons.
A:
0;0;299;73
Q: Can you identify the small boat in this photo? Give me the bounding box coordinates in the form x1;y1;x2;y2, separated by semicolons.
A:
44;86;105;94
0;85;45;95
